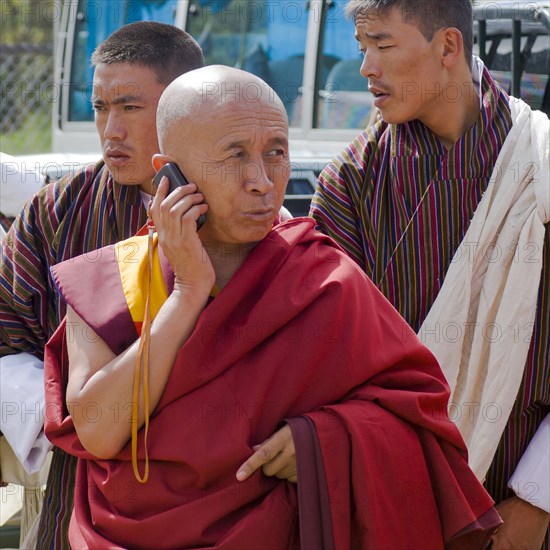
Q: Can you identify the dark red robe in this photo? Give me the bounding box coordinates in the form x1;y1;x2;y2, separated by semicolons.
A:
45;219;500;549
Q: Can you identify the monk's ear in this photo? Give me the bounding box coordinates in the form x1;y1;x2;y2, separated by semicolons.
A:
152;154;170;172
439;27;464;68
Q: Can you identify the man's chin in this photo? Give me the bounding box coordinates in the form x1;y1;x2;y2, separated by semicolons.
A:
378;110;402;125
377;105;416;126
105;164;151;187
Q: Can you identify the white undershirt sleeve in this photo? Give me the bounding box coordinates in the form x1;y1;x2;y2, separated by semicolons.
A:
508;413;550;513
0;353;52;474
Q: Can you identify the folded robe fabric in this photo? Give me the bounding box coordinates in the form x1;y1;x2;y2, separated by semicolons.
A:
45;219;500;549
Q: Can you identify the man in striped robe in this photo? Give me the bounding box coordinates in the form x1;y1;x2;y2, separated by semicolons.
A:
0;22;204;548
310;1;549;548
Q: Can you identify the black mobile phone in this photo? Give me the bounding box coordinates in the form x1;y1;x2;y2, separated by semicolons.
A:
153;162;206;229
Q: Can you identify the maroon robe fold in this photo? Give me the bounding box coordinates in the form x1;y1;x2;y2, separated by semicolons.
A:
45;219;500;549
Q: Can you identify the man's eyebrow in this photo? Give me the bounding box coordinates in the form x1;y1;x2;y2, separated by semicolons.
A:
91;95;143;105
267;136;288;148
221;136;288;151
354;31;394;41
222;139;247;151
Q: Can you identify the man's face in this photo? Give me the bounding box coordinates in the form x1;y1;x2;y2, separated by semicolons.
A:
169;99;290;247
92;62;165;191
355;8;445;125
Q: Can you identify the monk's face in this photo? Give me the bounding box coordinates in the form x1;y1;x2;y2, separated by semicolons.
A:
355;7;447;125
170;95;290;247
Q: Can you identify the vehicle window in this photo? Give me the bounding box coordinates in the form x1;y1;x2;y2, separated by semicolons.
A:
69;0;178;122
475;31;549;112
317;0;373;130
286;179;314;195
186;0;308;127
473;13;550;117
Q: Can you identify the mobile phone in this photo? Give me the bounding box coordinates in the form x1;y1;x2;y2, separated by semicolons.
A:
153;162;206;229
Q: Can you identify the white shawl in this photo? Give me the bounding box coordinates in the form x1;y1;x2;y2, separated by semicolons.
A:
419;98;550;480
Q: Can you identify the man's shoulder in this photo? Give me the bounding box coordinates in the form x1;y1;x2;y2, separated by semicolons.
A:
51;229;148;296
265;220;387;316
7;160;109;247
270;219;368;276
323;117;390;177
29;160;108;223
44;160;107;199
347;118;390;158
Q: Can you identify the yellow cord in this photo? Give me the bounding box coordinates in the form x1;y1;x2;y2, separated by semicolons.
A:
131;226;153;483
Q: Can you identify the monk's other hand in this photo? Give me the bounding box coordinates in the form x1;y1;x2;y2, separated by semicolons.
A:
490;496;549;550
236;424;297;483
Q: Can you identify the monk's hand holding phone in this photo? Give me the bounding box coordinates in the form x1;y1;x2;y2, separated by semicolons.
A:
150;162;214;296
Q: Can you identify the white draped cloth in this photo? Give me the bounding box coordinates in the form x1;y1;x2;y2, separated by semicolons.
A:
1;353;52;473
419;97;550;481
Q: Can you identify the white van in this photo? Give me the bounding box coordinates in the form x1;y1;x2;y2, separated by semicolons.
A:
10;0;550;217
45;0;374;215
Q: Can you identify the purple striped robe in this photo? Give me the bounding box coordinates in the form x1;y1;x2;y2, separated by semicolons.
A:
0;161;148;548
311;67;550;509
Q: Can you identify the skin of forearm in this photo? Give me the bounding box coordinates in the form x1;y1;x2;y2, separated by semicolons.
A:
66;286;210;458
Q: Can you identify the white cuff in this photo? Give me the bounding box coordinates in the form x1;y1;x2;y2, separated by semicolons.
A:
508;413;550;513
0;353;53;473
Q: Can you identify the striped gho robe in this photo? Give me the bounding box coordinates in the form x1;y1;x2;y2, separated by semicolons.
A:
0;161;148;549
311;67;550;510
0;212;14;233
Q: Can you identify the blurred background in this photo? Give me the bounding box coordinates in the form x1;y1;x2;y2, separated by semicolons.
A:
1;0;54;155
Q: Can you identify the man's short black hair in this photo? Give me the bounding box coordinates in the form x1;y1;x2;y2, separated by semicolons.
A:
91;21;205;85
345;0;473;66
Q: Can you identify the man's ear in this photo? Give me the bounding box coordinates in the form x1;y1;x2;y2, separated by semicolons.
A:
152;154;170;172
440;27;464;68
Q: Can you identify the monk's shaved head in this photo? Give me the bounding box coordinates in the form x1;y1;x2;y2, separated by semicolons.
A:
156;65;286;155
152;65;289;248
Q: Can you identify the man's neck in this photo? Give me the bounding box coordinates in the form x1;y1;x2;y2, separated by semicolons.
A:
424;71;481;150
434;100;480;151
205;241;258;290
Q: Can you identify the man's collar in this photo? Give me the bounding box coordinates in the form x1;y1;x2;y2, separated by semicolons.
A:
471;55;485;108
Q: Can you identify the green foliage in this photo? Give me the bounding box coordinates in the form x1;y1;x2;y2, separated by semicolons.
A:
0;1;55;154
0;0;56;44
0;108;52;155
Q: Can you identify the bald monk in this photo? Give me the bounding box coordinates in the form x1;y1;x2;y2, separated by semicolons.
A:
43;66;501;549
